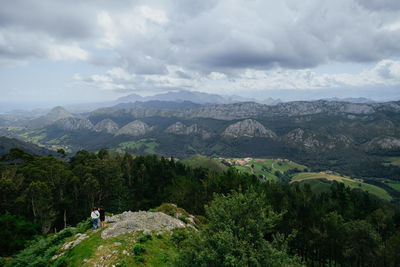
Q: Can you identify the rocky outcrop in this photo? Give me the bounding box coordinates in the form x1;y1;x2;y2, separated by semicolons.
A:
165;122;212;139
52;233;89;260
222;119;276;138
284;128;353;151
101;211;189;239
94;119;119;134
365;136;400;151
53;117;94;131
115;120;152;136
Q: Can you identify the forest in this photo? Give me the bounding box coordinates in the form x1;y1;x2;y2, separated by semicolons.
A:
1;148;400;266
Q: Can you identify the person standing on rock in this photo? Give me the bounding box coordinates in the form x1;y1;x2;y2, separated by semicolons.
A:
99;207;105;228
91;207;100;231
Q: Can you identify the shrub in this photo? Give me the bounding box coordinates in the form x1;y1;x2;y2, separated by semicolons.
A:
138;233;152;243
132;244;146;256
75;218;92;234
170;229;189;245
134;255;145;263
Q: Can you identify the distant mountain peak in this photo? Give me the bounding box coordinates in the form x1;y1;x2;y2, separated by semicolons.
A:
94;119;119;134
53;117;94;131
165;122;212;139
222;119;277;138
115;120;152;136
46;106;73;121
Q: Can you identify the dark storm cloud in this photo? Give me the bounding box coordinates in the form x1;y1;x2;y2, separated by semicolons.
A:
1;0;400;76
0;0;97;40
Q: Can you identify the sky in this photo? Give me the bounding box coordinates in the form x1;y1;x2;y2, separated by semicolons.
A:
1;0;400;109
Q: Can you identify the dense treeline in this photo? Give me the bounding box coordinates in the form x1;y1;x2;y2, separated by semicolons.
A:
1;148;400;266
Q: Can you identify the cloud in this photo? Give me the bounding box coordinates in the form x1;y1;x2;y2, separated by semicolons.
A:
1;0;399;70
1;0;400;99
73;60;400;98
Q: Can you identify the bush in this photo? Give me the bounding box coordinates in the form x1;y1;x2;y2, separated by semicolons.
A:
75;217;92;234
138;233;152;243
134;255;145;263
5;227;75;267
170;229;189;245
132;244;146;256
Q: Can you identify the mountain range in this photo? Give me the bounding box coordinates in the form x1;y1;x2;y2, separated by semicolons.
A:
1;91;400;181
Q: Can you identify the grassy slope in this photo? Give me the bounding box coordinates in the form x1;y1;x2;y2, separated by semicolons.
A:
118;139;159;154
223;158;307;182
66;229;180;267
291;172;392;201
388;182;400;192
182;154;228;174
217;157;392;201
385;157;400;166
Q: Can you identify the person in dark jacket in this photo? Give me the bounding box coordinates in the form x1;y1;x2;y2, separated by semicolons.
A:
99;207;106;228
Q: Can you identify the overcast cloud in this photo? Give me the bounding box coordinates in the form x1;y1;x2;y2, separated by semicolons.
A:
1;0;400;103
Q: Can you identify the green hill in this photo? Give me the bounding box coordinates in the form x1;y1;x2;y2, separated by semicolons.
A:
220;157;307;181
181;154;228;174
291;172;392;201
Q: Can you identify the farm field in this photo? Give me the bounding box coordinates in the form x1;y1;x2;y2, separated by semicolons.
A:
220;157;307;182
291;172;392;201
385;156;400;166
388;182;400;192
118;138;159;154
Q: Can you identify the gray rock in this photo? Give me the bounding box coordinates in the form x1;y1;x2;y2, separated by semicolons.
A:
165;122;212;139
284;128;353;151
366;136;400;151
61;233;89;251
53;117;94;131
222;119;276;138
94;119;119;134
101;211;188;239
115;120;152;136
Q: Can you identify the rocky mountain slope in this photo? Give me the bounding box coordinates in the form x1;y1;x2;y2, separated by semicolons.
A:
89;100;400;121
94;119;119;134
115;120;153;136
2;99;400;177
222;119;277;138
27;106;73;128
165;122;212;139
53;117;94;131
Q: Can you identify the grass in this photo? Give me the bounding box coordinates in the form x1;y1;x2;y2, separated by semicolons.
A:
118;139;159;154
388;182;400;192
219;157;307;182
64;227;182;267
182;155;228;174
291;172;352;183
291;172;392;201
66;230;102;266
385;157;400;167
